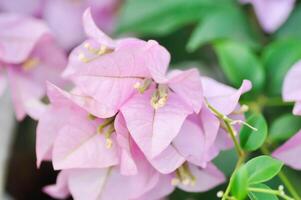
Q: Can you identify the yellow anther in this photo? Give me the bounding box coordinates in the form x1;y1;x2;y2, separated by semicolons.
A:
22;58;39;71
134;79;152;93
174;163;196;186
150;85;169;109
97;117;115;133
171;178;180;186
78;52;90;63
87;113;97;120
105;138;113;149
133;82;141;89
104;124;115;149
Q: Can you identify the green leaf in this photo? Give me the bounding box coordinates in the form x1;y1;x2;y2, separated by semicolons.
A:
269;114;301;142
262;39;301;95
187;5;258;51
240;114;268;151
245;156;283;185
231;166;249;200
248;184;279;200
214;41;265;93
116;0;220;36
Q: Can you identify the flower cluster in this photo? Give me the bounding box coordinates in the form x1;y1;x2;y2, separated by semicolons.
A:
0;12;66;120
36;9;252;200
0;0;120;49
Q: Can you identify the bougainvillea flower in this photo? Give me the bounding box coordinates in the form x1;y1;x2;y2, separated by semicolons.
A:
272;130;301;169
43;0;119;49
202;77;252;150
240;0;295;33
0;0;120;50
64;9;203;120
0;13;66;120
44;147;173;200
44;163;224;200
37;83;139;175
283;60;301;115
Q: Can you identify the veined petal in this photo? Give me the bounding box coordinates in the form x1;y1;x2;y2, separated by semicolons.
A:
52;124;119;170
202;77;251;115
121;90;192;159
0;13;49;63
43;170;70;199
272;130;301;169
114;113;138;176
83;8;115;48
168;68;203;113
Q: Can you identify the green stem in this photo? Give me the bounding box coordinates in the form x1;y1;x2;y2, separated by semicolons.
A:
248;187;294;200
261;146;301;200
207;102;245;200
222;156;245;200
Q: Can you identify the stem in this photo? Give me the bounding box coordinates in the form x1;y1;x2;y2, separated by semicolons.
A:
261;146;301;200
248;187;294;200
206;102;246;200
221;156;245;200
206;102;244;157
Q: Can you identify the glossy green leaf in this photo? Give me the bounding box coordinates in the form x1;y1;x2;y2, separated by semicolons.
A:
214;41;265;93
240;114;268;151
245;156;283;185
187;5;258;51
116;0;220;36
262;39;301;95
269;114;301;142
231;165;249;200
248;184;279;200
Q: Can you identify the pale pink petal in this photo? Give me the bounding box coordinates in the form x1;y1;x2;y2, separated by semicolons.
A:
52;124;119;170
272;130;301;169
121;90;192;159
242;0;295;33
0;0;42;17
36;83;91;167
69;161;159;200
173;120;206;166
168;68;203;112
134;175;175;200
283;60;301;102
202;77;252;115
114;113;138;176
0;13;49;63
177;163;225;192
82;8;115;48
150;146;185;174
173;107;220;167
143;40;170;83
7;67;45;120
293;102;301;115
43;170;70;199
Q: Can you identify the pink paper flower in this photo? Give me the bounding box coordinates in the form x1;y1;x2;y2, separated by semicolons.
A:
240;0;295;33
0;0;120;49
272;130;301;169
44;153;173;200
283;60;301;115
0;13;66;120
202;77;252;150
37;83;137;174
